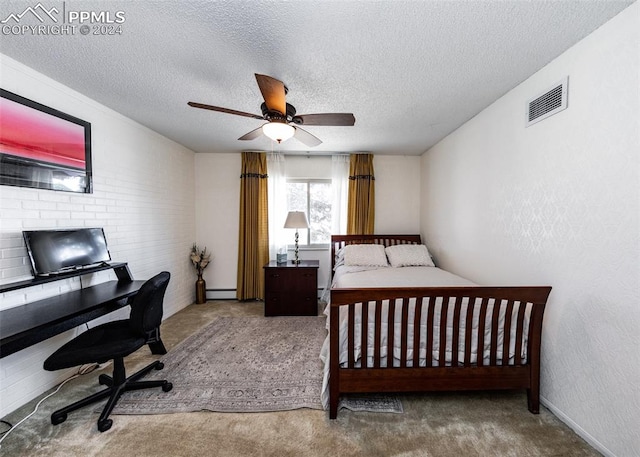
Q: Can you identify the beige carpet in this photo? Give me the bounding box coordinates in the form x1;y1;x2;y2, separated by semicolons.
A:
0;300;601;457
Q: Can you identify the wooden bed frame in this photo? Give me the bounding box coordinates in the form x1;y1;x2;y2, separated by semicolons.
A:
328;235;551;419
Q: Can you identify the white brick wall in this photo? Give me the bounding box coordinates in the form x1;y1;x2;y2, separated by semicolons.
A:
0;55;196;417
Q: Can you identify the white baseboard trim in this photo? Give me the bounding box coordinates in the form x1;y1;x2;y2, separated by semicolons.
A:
540;396;615;457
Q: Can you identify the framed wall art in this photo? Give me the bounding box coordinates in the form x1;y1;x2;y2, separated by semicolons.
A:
0;89;92;193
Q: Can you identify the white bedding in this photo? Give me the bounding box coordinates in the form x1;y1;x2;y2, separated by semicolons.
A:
331;265;476;289
319;265;531;408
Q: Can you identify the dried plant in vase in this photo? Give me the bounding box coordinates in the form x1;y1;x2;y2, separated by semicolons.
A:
190;244;211;304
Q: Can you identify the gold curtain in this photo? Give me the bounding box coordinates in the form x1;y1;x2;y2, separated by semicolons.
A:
347;153;375;235
237;152;269;300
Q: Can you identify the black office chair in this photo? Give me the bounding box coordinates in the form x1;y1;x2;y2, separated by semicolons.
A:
43;271;173;432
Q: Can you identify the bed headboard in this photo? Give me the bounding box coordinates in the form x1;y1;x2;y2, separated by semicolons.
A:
330;234;422;271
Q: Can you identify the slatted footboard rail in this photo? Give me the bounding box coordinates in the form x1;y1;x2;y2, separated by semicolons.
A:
328;286;551;419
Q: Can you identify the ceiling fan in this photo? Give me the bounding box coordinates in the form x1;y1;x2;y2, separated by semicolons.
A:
188;74;355;147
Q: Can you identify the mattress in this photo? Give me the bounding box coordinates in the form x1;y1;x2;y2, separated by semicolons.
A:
331;265;476;289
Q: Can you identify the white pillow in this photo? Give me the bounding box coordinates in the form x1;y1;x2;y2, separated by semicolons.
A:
385;244;435;267
334;246;346;269
344;244;388;267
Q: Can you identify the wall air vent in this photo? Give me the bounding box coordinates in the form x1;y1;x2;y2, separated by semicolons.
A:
526;76;568;127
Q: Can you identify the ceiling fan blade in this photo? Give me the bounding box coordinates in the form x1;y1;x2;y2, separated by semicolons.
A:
188;102;264;120
294;127;322;147
255;74;287;115
238;126;264;141
293;113;356;126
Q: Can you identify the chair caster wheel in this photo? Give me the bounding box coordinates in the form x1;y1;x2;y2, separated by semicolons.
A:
162;382;173;392
98;419;113;432
155;362;164;370
51;412;67;425
98;374;112;386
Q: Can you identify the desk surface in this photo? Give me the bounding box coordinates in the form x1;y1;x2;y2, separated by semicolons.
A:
0;280;145;358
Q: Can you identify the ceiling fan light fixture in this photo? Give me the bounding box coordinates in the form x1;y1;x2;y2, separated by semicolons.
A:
262;121;295;143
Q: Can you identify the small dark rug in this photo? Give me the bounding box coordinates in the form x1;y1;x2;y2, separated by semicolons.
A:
111;316;402;414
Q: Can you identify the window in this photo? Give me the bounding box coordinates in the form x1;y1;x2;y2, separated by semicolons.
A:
286;179;331;246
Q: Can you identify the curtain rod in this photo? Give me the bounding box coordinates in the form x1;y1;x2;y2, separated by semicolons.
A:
243;150;369;157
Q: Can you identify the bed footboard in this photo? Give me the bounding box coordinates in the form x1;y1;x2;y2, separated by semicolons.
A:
328;286;551;419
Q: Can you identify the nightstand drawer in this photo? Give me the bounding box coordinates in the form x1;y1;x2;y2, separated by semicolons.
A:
264;293;317;316
264;293;286;316
295;271;316;292
265;269;294;292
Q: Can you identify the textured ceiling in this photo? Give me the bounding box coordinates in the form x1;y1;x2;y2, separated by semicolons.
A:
0;0;634;155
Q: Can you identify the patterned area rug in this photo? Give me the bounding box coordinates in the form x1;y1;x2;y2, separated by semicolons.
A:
112;316;402;415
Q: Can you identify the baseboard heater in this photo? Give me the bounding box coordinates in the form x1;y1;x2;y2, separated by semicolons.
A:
205;289;237;300
205;289;323;300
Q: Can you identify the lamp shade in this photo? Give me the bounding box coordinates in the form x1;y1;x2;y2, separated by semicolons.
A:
262;122;295;143
284;211;309;229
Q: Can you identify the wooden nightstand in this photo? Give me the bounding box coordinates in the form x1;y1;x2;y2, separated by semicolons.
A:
263;260;319;316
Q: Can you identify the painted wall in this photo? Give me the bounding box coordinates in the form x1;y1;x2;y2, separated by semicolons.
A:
0;55;196;417
194;153;422;297
420;4;639;456
194;152;240;294
374;155;421;235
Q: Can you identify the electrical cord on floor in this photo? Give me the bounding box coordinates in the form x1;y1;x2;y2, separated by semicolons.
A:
0;361;105;449
0;373;79;449
78;363;100;375
0;420;12;435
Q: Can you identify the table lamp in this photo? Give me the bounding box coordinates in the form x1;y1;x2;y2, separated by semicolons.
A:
284;211;309;264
